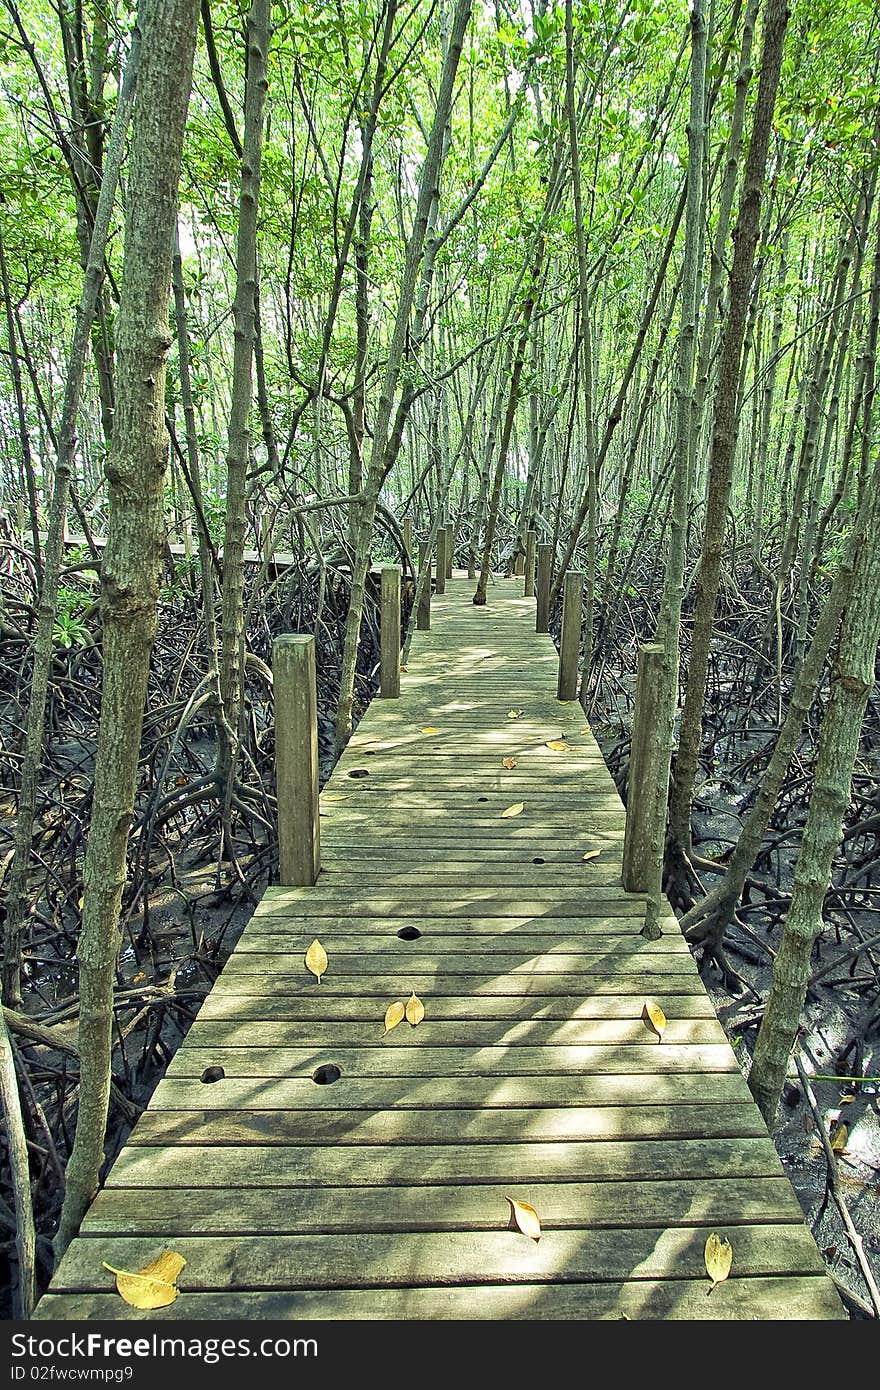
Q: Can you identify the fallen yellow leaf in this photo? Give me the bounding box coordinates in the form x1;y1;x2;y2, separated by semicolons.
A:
383;1001;405;1035
507;709;523;719
501;757;517;769
506;1196;541;1241
103;1251;186;1309
421;726;440;734
545;739;570;751
405;991;425;1026
704;1232;732;1292
582;849;601;862
305;938;328;984
501;802;524;818
830;1123;849;1154
641;998;666;1041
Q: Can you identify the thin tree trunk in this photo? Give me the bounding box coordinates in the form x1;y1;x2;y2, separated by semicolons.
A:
1;25;142;1005
750;460;880;1124
217;0;271;796
55;0;199;1257
0;985;35;1316
668;0;789;857
638;0;708;934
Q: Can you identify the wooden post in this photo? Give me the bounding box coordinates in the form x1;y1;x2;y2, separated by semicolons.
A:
557;570;583;700
273;634;320;887
445;524;454;578
435;524;447;594
380;565;401;697
535;543;552;632
513;547;525;576
524;529;536;596
417;540;431;630
402;516;412;554
622;643;664;893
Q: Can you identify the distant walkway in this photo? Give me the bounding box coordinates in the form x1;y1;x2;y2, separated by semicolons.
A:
38;575;843;1319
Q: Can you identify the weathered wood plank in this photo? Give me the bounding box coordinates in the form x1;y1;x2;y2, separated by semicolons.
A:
140;1071;756;1111
198;993;716;1021
33;1275;847;1320
203;972;709;997
222;953;696;975
241;914;665;937
183;1018;727;1049
163;1044;742;1078
79;1175;804;1234
129;1102;766;1147
104;1137;783;1188
50;1224;827;1291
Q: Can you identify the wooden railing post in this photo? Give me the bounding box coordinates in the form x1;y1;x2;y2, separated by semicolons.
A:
435;524;447;595
402;516;412;554
535;543;552;632
524;530;536;597
273;634;320;887
557;570;584;700
444;524;454;578
381;565;401;697
513;547;525;576
622;643;664;893
417;540;431;630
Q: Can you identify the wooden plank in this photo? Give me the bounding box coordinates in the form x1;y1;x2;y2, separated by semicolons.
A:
258;888;650;914
198;993;717;1021
222;953;695;974
200;972;710;997
236;931;689;955
141;1071;756;1111
50;1224;827;1291
79;1174;804;1234
163;1044;742;1078
128;1102;766;1147
183;1018;727;1049
242;914;659;939
33;1276;847;1320
183;1017;727;1049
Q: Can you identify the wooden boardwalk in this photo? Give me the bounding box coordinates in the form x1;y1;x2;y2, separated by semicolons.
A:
37;575;843;1320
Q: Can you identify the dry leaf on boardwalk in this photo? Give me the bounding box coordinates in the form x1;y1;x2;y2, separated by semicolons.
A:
506;1197;541;1241
103;1251;186;1309
501;757;517;769
641;999;666;1041
704;1232;732;1292
507;709;523;719
544;739;570;751
501;802;524;818
582;849;601;862
305;939;328;984
421;726;440;734
405;991;425;1026
383;1001;405;1035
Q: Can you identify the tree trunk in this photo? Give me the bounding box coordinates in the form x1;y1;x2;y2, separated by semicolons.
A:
217;0;271;796
1;25;142;1005
55;0;200;1258
635;0;708;934
750;461;880;1125
668;0;789;857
